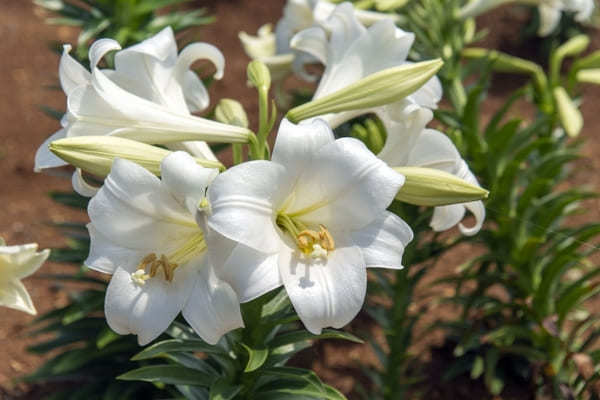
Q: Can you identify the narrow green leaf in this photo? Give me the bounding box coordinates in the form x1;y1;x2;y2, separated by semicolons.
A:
117;365;215;386
269;329;363;348
131;339;226;361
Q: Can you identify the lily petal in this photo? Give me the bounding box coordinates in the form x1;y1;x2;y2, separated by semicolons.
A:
86;224;144;275
538;3;562;36
0;279;37;315
279;235;366;334
59;44;91;95
182;263;244;345
88;158;197;252
377;103;433;166
351;211;413;269
0;244;50;280
289;138;404;231
160;151;218;216
105;263;197;345
271;118;334;180
72;169;100;197
34;129;68;172
208;160;292;253
217;243;282;303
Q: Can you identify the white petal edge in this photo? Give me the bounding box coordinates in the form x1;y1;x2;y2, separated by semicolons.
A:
59;44;91;95
34;129;68;172
351;211;413;269
0;279;37;315
72;169;100;197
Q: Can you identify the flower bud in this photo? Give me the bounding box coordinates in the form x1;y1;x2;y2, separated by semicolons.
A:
576;68;600;85
286;59;444;123
394;166;488;206
247;60;272;91
50;136;224;177
553;86;583;138
215;99;249;128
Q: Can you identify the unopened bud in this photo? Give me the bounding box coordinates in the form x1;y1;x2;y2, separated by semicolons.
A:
394;166;488;206
576;68;600;85
286;59;444;123
49;136;224;177
247;60;271;91
215;99;249;128
553;86;583;138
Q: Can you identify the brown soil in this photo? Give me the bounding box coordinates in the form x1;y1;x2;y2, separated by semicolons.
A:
0;1;599;399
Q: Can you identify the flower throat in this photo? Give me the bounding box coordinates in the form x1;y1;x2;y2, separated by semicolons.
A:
276;214;335;259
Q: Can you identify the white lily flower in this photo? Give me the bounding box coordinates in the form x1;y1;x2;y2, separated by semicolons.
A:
380;125;486;235
0;239;50;315
85;152;243;345
290;3;442;128
35;27;250;187
539;0;595;36
239;0;402;87
207;118;412;334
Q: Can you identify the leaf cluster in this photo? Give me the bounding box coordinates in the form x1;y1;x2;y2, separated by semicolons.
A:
34;0;214;63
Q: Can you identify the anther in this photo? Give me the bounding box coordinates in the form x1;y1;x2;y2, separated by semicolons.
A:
318;225;335;251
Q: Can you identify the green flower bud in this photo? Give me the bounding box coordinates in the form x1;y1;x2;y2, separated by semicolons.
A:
50;136;224;177
553;86;583;138
215;99;249;128
576;68;600;85
286;59;443;123
394;166;488;206
247;60;272;91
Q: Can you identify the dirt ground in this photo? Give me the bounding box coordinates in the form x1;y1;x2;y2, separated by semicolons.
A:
0;0;599;399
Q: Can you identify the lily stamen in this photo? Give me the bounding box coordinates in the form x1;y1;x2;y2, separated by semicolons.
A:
132;252;179;284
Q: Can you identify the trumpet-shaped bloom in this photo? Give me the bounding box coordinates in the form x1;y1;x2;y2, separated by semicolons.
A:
207;119;412;334
86;152;243;345
35;27;249;180
538;0;595;36
290;3;442;128
0;240;50;315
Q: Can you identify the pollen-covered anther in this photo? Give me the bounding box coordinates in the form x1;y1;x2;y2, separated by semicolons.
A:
296;225;335;259
318;225;335;251
132;252;179;284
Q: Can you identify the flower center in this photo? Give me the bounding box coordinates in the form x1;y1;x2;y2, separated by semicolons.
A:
276;214;335;259
130;233;206;285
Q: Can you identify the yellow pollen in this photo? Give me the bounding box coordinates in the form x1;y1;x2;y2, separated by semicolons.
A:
295;225;335;256
130;233;205;285
133;252;179;283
